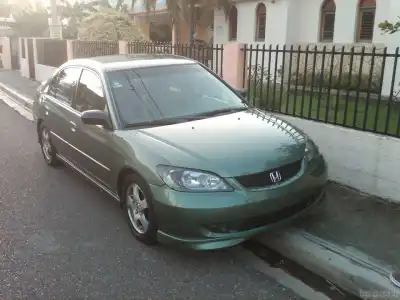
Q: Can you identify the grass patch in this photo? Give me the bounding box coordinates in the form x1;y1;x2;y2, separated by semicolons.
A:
248;84;400;136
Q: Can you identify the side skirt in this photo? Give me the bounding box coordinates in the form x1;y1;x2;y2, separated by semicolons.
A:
56;153;120;202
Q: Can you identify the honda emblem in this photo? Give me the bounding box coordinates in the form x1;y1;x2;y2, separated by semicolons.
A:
269;171;282;183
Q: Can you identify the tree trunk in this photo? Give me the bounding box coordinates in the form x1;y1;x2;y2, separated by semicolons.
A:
51;0;57;24
187;0;194;43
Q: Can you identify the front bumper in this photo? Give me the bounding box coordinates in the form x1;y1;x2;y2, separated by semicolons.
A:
150;155;328;250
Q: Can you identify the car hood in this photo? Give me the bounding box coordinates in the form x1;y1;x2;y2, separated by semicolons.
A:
127;109;307;178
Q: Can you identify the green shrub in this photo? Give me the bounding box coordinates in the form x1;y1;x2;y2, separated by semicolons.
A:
292;71;381;94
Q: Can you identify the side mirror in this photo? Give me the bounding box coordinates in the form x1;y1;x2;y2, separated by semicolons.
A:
235;88;247;98
81;110;112;130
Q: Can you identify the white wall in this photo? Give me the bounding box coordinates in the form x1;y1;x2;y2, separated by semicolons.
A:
19;58;29;79
280;115;400;204
215;0;400;94
215;0;393;45
34;64;57;83
214;0;289;46
214;1;292;86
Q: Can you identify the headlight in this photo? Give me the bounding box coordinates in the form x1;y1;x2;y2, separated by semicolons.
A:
305;139;318;162
156;165;233;192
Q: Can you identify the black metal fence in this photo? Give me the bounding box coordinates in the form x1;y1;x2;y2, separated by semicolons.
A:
73;40;119;58
36;39;67;68
127;41;224;76
242;44;400;138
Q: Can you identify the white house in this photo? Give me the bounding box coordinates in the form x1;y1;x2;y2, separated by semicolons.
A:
213;0;400;97
213;0;398;47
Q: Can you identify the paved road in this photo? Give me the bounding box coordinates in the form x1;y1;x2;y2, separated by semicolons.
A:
0;100;304;300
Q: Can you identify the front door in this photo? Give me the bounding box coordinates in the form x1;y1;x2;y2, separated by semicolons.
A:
70;69;116;188
43;67;82;161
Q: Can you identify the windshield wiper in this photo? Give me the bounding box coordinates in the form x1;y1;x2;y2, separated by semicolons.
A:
124;117;192;129
191;107;248;118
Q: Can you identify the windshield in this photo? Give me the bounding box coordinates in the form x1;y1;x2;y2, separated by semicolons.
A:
106;63;248;127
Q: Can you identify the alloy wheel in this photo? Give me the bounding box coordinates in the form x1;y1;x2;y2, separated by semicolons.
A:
41;128;52;162
126;183;149;234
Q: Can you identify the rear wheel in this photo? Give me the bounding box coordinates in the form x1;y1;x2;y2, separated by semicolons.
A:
122;173;158;245
39;125;61;166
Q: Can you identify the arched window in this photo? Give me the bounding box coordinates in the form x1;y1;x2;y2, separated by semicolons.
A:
357;0;376;42
229;5;238;41
320;0;336;42
255;3;266;41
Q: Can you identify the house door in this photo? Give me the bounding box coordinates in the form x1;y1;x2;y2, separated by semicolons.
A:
27;38;35;79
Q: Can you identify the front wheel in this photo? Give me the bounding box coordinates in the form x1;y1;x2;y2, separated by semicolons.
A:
122;173;158;245
39;125;61;166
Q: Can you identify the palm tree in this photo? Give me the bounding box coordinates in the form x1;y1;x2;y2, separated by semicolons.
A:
115;0;231;42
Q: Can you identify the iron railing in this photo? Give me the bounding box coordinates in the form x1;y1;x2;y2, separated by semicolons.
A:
73;40;119;58
127;41;224;76
242;44;400;138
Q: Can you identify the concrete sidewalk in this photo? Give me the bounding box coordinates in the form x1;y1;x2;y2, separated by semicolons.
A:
0;70;38;109
258;183;400;299
1;69;400;299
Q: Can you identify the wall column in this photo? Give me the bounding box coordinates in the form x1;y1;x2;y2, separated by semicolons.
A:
222;43;246;89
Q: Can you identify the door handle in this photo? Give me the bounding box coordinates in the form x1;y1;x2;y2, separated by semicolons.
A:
70;121;76;132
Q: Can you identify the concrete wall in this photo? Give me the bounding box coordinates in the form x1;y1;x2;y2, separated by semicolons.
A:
0;37;12;69
34;64;57;82
19;38;29;79
280;114;400;204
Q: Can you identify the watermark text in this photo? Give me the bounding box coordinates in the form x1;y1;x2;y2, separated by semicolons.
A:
359;289;400;299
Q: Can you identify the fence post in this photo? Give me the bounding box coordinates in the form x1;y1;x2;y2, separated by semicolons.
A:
66;40;74;60
19;38;30;78
222;43;245;89
1;37;12;69
172;24;177;55
119;41;128;55
381;46;400;99
32;38;39;65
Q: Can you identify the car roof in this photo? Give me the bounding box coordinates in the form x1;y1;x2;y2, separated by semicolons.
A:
63;54;198;73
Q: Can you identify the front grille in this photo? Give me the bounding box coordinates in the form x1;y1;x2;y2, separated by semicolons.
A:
235;160;302;189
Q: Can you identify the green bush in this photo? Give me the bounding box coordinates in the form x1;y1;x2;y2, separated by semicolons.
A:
248;82;284;111
292;71;381;94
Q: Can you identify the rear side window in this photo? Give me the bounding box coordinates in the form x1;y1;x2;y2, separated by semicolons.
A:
48;67;81;106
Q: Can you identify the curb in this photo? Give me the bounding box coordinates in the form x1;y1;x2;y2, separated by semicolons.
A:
256;229;400;299
0;82;33;110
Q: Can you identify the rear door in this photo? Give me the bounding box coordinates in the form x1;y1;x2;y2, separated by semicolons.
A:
42;67;82;161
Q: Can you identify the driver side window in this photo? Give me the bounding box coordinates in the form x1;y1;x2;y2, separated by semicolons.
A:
74;69;107;113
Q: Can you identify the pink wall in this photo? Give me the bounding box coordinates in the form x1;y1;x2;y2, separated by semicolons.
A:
222;43;245;89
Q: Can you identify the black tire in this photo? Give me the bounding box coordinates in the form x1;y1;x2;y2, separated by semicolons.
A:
39;125;61;167
122;173;158;245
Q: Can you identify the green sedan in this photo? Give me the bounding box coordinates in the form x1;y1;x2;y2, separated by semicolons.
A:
32;55;327;250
